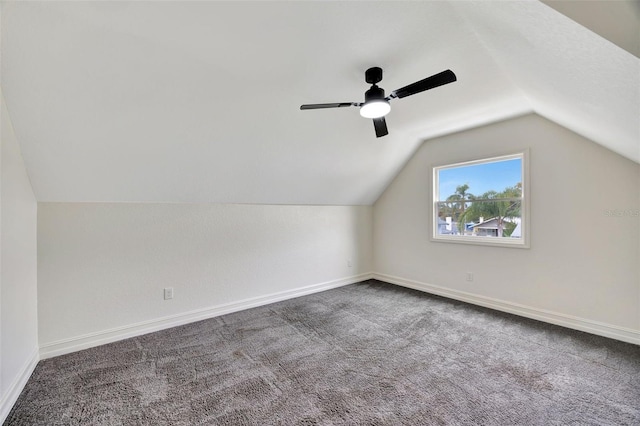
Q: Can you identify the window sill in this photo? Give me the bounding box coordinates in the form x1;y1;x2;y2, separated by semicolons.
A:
431;235;530;249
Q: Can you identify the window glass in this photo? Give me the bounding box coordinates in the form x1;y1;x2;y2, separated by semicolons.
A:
433;153;527;247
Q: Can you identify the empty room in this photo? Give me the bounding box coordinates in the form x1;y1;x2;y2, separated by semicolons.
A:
1;1;639;424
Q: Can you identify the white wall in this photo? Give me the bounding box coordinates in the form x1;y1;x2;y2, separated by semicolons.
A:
0;92;39;421
374;114;640;342
38;203;372;357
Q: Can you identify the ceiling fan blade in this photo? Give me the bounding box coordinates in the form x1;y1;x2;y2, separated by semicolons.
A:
391;70;457;99
300;102;357;110
373;117;388;138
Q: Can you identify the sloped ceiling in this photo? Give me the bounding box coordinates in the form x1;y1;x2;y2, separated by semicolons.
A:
542;0;640;57
2;1;638;205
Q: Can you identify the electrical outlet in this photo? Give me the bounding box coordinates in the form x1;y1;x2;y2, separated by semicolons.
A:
347;259;353;268
466;272;474;282
164;287;174;300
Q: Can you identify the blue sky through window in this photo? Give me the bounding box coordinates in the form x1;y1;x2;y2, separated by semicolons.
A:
438;158;522;199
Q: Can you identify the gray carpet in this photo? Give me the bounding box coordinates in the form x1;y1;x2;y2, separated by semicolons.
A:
5;280;640;425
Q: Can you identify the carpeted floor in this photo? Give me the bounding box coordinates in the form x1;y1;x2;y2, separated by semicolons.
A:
5;280;640;425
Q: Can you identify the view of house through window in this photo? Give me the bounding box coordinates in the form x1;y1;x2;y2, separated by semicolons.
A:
433;153;526;246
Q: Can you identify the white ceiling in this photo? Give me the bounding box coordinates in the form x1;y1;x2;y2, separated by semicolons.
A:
2;1;638;205
542;0;640;58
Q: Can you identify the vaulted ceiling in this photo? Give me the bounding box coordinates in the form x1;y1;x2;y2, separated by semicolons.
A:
2;1;638;205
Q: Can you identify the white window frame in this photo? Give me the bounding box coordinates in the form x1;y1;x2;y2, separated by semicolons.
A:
432;151;530;248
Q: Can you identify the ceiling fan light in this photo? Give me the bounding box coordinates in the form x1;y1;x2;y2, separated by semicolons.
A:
359;100;390;119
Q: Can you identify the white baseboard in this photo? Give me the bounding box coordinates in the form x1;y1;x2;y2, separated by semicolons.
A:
373;273;640;346
39;271;637;360
40;273;374;359
0;347;39;425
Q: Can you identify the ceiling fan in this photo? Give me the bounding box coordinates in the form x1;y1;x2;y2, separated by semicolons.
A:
300;67;457;138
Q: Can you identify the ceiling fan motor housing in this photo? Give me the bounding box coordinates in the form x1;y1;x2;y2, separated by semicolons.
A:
365;85;385;102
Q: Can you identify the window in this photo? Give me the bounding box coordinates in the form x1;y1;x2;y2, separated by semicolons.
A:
433;152;528;247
